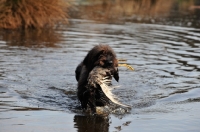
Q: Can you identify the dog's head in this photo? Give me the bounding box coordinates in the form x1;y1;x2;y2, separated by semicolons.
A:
83;44;119;82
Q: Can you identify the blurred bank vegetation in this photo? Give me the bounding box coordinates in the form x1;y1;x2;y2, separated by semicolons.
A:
73;0;200;22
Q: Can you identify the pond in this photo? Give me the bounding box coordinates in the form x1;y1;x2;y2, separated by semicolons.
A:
0;0;200;132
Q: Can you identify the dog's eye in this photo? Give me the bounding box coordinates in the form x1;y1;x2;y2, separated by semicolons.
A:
98;55;103;58
108;60;113;64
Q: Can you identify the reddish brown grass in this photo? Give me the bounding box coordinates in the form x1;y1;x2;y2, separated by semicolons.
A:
0;0;69;29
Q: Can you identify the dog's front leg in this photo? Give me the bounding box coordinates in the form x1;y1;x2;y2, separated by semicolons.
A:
88;89;96;114
82;90;90;111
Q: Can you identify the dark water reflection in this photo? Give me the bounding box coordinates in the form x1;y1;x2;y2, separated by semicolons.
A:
74;115;109;132
1;0;200;132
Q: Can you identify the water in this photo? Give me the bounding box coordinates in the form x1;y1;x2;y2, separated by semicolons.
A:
1;1;200;132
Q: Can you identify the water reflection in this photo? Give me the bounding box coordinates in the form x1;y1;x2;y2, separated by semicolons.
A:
0;29;61;48
74;115;109;132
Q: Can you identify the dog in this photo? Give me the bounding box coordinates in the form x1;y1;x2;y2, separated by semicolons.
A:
75;44;119;113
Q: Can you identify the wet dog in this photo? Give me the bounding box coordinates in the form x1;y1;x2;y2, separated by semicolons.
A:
75;45;119;113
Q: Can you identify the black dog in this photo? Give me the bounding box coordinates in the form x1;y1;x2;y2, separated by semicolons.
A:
75;44;119;113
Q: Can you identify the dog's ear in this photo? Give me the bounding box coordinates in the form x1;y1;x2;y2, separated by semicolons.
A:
112;57;119;82
75;62;83;81
83;49;104;69
83;51;93;70
113;67;119;82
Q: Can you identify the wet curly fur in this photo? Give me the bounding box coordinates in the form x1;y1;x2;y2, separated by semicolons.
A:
75;44;119;113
